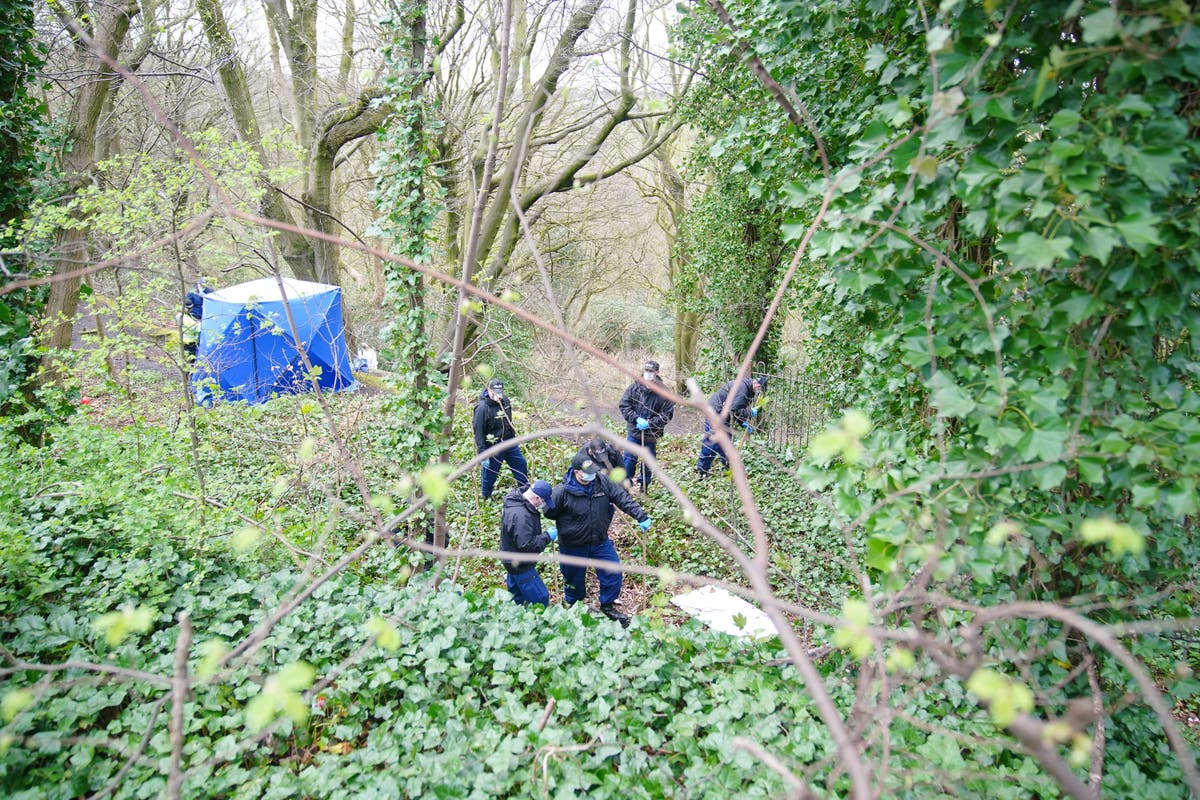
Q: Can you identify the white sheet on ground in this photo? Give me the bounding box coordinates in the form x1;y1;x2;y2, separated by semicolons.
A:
670;585;778;639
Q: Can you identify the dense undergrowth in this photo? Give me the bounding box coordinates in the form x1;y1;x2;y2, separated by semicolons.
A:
0;390;1193;798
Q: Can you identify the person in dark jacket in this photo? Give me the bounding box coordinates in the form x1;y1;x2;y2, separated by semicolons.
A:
545;454;652;627
473;378;530;499
574;436;623;473
500;480;556;606
696;374;768;476
180;282;212;361
618;359;675;492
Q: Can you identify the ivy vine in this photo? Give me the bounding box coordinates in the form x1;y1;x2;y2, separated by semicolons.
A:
370;0;447;468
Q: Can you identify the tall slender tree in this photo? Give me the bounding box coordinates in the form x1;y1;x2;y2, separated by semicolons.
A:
38;0;138;374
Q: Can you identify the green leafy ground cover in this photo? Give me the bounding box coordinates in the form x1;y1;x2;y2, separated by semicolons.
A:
3;0;1200;794
0;404;1013;796
1;393;1193;798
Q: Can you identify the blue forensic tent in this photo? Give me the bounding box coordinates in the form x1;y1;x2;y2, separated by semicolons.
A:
192;278;355;404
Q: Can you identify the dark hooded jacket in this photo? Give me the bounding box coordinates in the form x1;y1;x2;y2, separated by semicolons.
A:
473;388;517;452
545;470;647;548
708;378;760;427
619;377;675;443
184;284;212;320
499;487;549;573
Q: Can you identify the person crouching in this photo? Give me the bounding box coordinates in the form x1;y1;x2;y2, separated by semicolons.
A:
500;480;556;606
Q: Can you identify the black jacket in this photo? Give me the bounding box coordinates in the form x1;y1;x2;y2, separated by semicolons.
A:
574;439;623;471
545;471;647;548
473;389;516;452
619;378;675;443
708;378;759;427
500;488;549;573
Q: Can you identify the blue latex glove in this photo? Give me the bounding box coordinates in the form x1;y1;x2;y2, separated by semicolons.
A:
546;526;558;542
636;417;649;430
743;423;754;434
638;518;652;532
481;457;492;470
750;407;758;418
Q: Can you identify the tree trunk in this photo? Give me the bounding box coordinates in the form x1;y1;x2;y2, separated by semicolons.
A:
306;89;390;285
656;145;701;389
39;0;138;375
337;0;356;93
263;0;319;150
196;0;319;281
436;0;631;366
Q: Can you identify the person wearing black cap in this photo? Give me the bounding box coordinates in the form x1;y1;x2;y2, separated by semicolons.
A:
696;373;768;476
473;378;530;499
618;359;676;492
499;480;556;606
545;454;652;627
574;436;622;473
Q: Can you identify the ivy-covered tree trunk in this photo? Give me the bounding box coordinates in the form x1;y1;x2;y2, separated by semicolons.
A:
372;0;448;509
677;173;785;374
0;2;42;231
0;0;52;430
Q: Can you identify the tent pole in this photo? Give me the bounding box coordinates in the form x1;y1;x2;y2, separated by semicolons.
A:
251;316;259;402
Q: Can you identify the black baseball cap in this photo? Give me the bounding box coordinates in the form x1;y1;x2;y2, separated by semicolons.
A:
570;454;599;477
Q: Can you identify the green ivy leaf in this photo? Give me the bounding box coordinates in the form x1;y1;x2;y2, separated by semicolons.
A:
1164;480;1199;517
928;372;977;417
1115;210;1163;254
998;231;1073;270
863;44;888;73
866;537;899;572
781;214;808;242
1079;226;1120;265
1080;7;1120;43
1033;59;1056;108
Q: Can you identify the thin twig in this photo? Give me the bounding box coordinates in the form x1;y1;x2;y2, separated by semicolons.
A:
732;736;817;800
85;697;168;800
166;612;192;800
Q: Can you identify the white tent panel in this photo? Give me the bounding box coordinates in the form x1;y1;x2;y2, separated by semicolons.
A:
207;277;337;305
